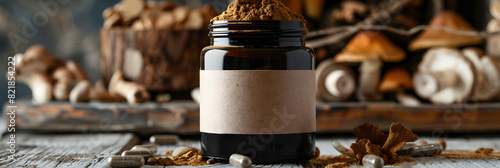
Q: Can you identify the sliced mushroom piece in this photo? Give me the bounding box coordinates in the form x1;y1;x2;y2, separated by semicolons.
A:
413;47;477;104
316;59;356;102
109;70;150;104
475;56;500;101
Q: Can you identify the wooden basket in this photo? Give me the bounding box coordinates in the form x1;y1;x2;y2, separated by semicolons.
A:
100;28;209;92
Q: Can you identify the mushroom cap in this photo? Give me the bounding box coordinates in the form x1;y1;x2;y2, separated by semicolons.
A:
18;45;55;75
415;47;477;104
486;19;500;33
52;67;76;83
316;59;356;102
378;67;413;93
408;11;483;51
335;31;406;63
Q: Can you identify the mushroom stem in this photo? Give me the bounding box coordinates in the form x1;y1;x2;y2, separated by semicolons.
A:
20;72;53;104
324;70;355;98
69;80;92;103
357;60;382;101
109;70;150;104
413;70;459;99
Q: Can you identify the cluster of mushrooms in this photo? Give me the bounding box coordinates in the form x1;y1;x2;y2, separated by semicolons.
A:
12;45;150;104
317;10;500;105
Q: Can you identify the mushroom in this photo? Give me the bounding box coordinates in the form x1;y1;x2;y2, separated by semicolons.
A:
413;47;477;104
378;67;420;106
65;61;89;82
109;70;150;104
316;59;356;102
114;0;145;24
475;56;500;101
486;19;500;57
334;31;406;101
408;11;483;51
52;67;75;101
69;80;92;103
14;45;61;103
89;80;123;102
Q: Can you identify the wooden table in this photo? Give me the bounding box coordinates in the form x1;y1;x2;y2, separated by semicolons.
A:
0;133;499;168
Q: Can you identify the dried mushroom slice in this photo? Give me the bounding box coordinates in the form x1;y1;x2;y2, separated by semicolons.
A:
353;122;388;146
381;123;418;164
350;139;383;164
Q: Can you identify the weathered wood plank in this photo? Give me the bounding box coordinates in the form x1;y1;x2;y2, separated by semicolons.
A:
0;133;137;168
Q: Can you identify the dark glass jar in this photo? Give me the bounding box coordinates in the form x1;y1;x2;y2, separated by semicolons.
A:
200;21;316;164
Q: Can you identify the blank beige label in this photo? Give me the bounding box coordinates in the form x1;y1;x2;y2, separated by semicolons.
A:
200;70;316;134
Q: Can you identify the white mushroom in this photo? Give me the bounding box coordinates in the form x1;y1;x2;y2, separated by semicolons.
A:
18;72;53;104
316;59;356;102
490;0;500;20
413;47;477;104
475;56;500;101
109;70;150;104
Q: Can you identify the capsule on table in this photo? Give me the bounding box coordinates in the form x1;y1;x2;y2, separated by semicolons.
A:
121;149;155;159
229;154;252;168
107;155;144;168
407;143;443;157
131;145;158;154
149;134;179;145
362;154;384;168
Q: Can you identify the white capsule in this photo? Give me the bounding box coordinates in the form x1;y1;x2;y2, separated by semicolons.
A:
362;154;384;168
131;145;158;154
149;134;180;145
107;155;144;168
407;143;443;157
229;154;252;168
121;150;155;159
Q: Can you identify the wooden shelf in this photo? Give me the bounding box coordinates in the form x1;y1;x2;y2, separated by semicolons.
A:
4;101;500;134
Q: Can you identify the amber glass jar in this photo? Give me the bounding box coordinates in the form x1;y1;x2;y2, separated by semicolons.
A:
200;21;316;164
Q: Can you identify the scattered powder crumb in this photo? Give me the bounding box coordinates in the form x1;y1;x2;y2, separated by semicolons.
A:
310;155;356;168
451;160;456;163
324;162;350;168
211;0;305;22
166;150;173;155
475;148;494;155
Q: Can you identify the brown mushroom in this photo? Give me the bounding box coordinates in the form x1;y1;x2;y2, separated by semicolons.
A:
413;47;477;104
52;67;76;101
114;0;144;23
379;67;420;106
15;45;61;103
335;31;406;101
408;11;483;51
109;70;150;104
89;80;123;102
316;59;356;102
65;61;89;82
69;80;92;103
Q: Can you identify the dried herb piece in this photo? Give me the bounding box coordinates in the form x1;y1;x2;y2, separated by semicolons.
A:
353;122;388;146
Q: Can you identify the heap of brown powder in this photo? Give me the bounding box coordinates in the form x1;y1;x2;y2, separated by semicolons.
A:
211;0;306;22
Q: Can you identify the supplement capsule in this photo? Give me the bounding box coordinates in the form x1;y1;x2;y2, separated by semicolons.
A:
149;134;179;145
436;138;447;150
407;143;443;157
362;154;384;168
121;150;155;159
131;145;158;154
229;154;252;168
107;155;144;168
331;140;355;157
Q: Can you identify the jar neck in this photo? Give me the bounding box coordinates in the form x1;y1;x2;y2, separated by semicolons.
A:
209;21;307;47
